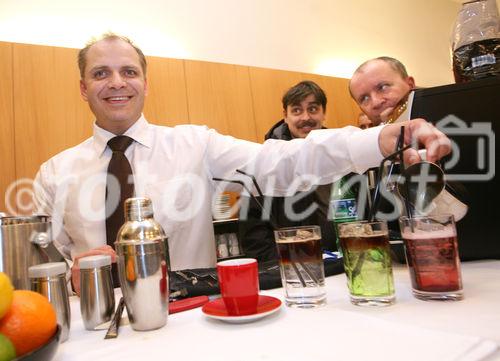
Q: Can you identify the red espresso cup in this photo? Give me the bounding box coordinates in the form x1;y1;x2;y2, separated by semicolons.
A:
217;258;259;316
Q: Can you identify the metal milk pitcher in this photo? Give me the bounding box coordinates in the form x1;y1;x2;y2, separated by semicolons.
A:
115;197;169;331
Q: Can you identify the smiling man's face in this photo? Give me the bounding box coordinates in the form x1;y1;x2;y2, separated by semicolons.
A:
284;94;325;138
80;38;147;134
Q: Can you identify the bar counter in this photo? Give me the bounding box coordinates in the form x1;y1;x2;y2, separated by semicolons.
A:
55;260;500;361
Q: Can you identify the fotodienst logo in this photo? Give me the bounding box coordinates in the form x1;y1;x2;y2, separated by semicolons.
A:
2;118;495;223
436;115;495;181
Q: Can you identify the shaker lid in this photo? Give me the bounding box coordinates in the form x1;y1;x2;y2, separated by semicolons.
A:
28;262;67;278
124;197;154;221
79;255;112;269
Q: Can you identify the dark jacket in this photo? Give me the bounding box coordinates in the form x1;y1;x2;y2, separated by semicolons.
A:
238;120;337;262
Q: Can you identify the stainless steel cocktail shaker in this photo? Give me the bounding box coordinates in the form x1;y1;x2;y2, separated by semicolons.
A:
115;197;169;331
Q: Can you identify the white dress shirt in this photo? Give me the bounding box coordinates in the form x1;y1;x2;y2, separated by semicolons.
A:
34;116;383;270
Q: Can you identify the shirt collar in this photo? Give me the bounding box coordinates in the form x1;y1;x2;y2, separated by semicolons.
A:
93;115;152;157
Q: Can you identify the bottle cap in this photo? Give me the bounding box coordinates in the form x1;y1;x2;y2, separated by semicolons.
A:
28;262;67;278
79;255;112;269
125;197;154;221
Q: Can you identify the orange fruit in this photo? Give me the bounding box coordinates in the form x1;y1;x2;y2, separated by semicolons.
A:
0;290;57;357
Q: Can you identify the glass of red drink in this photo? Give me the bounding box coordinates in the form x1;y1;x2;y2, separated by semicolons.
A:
399;214;463;301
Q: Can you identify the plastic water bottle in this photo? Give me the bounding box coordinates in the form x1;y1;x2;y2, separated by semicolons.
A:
330;176;358;255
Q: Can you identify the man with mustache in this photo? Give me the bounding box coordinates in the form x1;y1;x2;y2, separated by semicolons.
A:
239;81;337;261
349;57;415;125
274;80;326;138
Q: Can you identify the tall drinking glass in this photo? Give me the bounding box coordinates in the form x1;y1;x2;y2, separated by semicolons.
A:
274;226;326;308
338;221;395;306
399;214;463;301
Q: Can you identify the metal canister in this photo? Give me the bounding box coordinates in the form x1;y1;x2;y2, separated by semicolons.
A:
79;255;115;330
29;262;71;342
0;215;66;289
115;197;169;331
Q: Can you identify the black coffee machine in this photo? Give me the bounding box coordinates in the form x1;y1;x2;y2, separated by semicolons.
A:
410;76;500;260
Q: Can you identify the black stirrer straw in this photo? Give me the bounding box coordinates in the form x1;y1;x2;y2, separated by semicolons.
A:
368;138;411;221
235;170;264;200
397;127;415;232
234;169;278;230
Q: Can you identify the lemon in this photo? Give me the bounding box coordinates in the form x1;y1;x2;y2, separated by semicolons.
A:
0;273;14;320
0;334;16;361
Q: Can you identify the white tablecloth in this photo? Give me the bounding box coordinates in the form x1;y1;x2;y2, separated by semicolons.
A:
55;260;500;361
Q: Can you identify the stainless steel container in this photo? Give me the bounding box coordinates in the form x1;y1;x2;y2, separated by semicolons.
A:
116;197;169;331
29;262;71;342
79;255;115;331
0;215;66;289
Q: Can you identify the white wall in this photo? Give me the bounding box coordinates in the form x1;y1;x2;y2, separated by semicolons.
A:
1;0;497;86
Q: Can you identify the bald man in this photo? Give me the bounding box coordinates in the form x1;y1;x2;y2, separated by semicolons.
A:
349;57;415;126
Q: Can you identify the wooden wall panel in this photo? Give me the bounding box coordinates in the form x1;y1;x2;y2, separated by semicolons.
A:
249;68;360;140
0;42;16;214
302;74;360;128
13;44;93;213
184;60;257;142
143;56;189;126
248;67;305;141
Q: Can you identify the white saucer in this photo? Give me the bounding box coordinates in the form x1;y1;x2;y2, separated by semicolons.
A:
202;295;282;323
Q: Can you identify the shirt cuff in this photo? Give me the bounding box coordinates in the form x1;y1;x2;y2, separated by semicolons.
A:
347;125;384;173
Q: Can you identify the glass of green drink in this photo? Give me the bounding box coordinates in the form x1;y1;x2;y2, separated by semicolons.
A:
338;221;395;306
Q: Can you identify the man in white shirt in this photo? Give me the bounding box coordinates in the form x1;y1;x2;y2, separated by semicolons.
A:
33;34;450;293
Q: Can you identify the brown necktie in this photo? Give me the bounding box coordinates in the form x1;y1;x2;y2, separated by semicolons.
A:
105;135;134;286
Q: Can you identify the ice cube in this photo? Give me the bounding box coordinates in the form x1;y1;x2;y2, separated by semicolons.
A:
295;229;314;239
363;224;374;235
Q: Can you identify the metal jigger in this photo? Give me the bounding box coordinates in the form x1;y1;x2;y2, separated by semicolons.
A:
397;150;445;214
